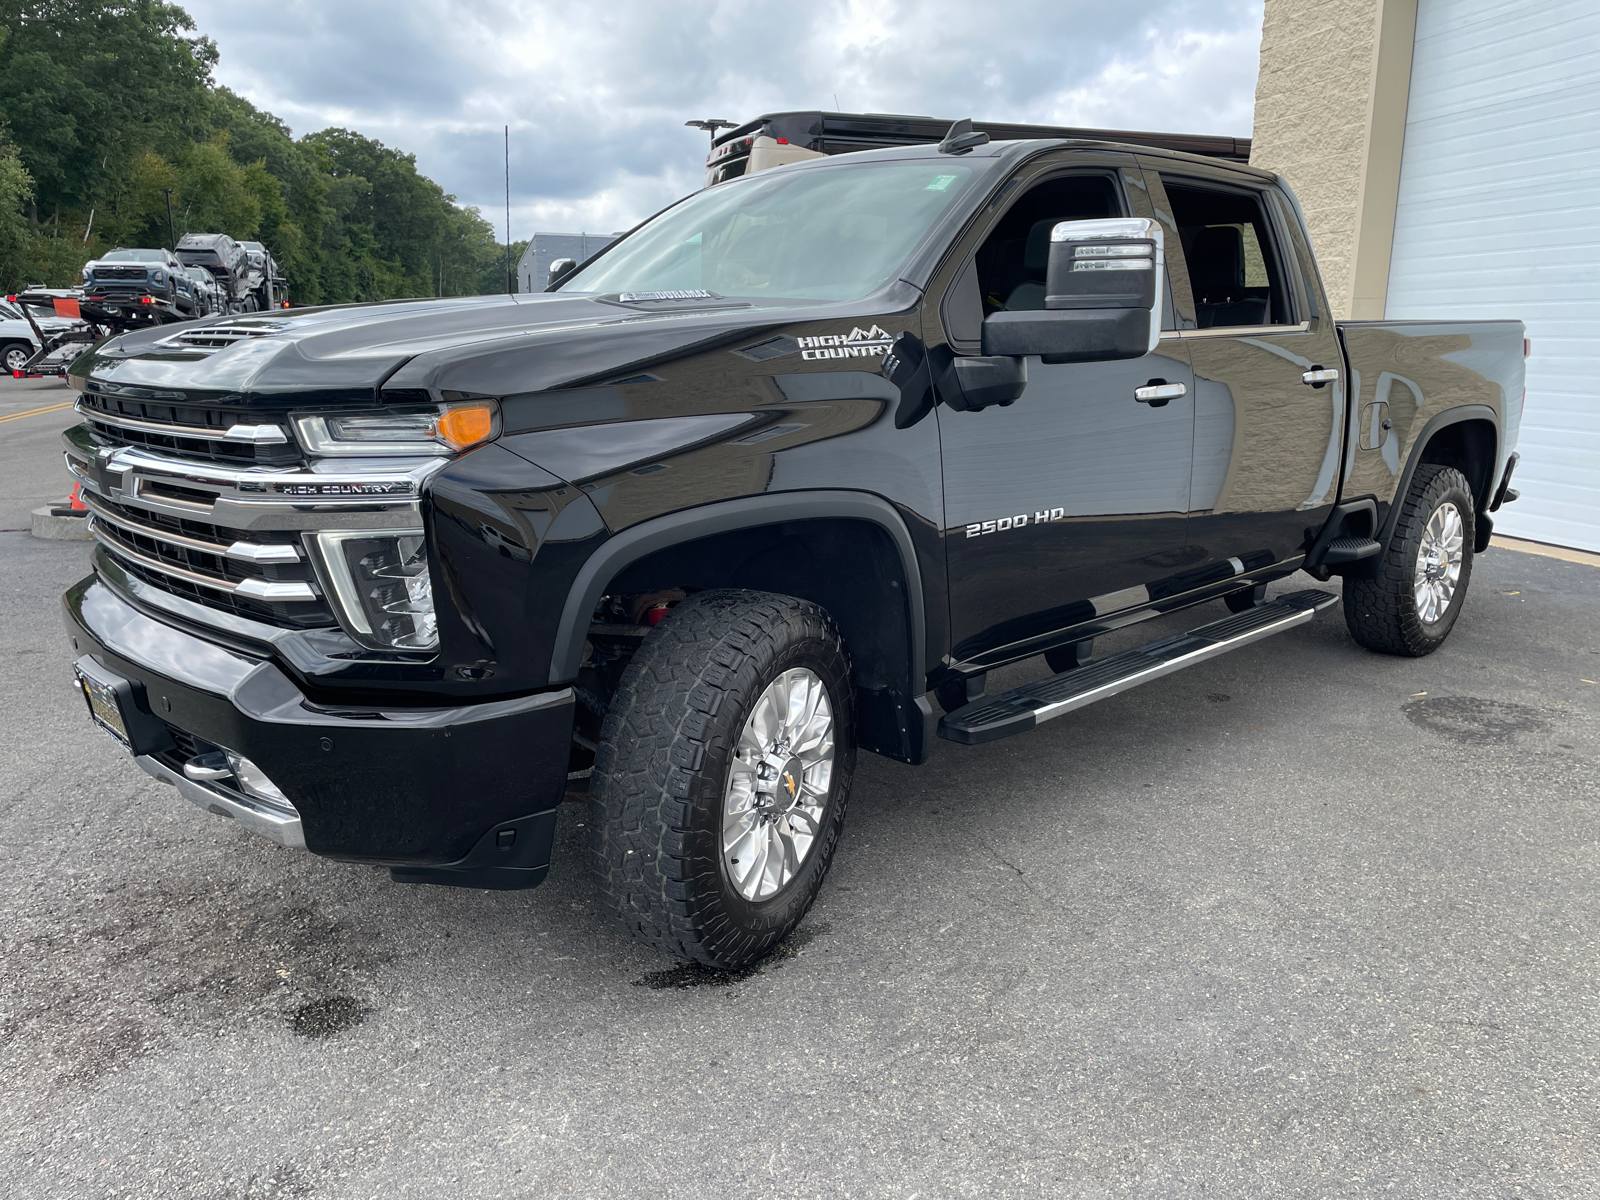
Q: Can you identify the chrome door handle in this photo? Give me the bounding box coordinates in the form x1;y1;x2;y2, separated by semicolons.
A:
1134;382;1187;405
1301;367;1339;386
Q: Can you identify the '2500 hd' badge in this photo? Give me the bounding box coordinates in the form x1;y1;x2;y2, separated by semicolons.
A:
966;508;1070;537
796;326;893;360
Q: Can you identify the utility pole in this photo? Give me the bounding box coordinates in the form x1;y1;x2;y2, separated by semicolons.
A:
504;125;513;295
161;189;176;249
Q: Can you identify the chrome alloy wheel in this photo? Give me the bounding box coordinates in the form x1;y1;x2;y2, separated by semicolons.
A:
4;346;30;372
1414;500;1465;624
722;667;836;902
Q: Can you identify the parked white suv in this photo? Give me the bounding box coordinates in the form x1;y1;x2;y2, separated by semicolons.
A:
0;296;83;374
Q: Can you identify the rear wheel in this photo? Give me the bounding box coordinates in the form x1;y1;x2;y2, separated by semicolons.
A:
1343;464;1475;656
589;589;855;968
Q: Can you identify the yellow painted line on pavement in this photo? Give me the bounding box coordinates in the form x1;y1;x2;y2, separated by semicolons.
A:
0;400;73;424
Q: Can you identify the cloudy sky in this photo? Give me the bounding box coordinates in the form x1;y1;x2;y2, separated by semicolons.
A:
183;0;1265;237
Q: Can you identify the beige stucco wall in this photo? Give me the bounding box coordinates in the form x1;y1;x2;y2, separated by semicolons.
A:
1250;0;1417;319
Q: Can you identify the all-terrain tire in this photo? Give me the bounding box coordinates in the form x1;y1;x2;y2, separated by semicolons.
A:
1343;464;1476;657
589;589;855;968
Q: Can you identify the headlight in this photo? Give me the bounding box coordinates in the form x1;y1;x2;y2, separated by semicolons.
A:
153;271;165;284
311;529;438;651
293;400;497;458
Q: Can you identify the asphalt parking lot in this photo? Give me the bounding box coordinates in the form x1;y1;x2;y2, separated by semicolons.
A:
3;374;1597;1199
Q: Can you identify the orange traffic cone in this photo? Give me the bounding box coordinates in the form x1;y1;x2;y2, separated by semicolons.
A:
69;482;87;511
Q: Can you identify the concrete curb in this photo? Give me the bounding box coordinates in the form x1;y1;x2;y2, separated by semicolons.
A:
31;505;91;541
1490;535;1600;569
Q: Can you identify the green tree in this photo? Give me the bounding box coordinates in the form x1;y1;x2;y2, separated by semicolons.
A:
0;2;530;299
0;1;216;219
0;128;34;285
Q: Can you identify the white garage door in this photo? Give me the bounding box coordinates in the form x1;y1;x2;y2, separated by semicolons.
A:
1386;0;1600;551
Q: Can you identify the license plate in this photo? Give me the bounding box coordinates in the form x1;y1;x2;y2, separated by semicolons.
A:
75;665;133;751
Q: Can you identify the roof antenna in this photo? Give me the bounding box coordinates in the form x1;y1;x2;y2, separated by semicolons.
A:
937;118;990;155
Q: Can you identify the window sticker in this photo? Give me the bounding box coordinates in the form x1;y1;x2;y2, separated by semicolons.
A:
925;175;959;192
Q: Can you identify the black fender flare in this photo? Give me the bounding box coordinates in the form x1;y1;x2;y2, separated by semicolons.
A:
548;490;928;691
1377;404;1499;551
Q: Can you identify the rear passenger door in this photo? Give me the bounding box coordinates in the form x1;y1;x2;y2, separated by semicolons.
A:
1141;163;1343;576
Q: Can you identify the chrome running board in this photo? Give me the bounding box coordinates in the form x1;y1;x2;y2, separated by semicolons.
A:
938;589;1338;745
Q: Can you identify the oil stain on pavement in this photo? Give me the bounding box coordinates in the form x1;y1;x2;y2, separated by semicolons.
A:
1403;695;1555;743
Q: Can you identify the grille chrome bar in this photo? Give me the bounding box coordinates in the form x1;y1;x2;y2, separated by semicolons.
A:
87;515;318;602
63;429;434;530
79;404;229;442
77;402;289;447
77;490;300;564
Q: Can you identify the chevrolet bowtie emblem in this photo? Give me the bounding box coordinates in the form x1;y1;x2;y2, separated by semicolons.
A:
783;771;797;799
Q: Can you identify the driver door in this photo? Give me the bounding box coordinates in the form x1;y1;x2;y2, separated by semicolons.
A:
929;154;1197;670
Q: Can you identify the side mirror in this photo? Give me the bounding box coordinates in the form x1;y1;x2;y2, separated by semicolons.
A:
980;217;1163;363
547;257;578;288
939;354;1027;412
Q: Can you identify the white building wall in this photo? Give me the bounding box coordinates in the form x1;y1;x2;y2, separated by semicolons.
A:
1386;0;1600;550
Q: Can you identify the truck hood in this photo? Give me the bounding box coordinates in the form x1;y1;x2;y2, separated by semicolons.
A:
73;291;864;406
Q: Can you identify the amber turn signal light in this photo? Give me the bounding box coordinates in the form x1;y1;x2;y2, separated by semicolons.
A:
436;403;496;451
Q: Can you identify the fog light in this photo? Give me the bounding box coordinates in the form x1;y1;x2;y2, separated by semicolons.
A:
224;751;294;811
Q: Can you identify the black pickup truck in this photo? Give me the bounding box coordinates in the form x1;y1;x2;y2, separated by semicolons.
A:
60;130;1525;968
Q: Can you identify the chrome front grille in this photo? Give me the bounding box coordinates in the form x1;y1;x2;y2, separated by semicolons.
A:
63;420;438;640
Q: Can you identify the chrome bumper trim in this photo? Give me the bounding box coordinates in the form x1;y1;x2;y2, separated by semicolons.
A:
135;753;307;849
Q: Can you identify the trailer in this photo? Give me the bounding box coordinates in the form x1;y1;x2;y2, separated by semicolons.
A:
5;287;192;378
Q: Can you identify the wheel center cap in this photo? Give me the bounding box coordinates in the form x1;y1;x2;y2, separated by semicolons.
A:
775;756;804;810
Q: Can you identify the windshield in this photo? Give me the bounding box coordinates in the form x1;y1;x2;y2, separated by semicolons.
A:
562;160;984;302
186;268;210;280
103;249;166;262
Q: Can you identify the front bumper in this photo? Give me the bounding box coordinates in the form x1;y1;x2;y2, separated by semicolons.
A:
64;574;576;889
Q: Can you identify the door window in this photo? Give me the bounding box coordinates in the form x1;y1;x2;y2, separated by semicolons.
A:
975;175;1123;312
1162;182;1293;328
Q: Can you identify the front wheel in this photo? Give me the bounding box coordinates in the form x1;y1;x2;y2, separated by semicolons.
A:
2;341;32;373
1343;464;1475;656
590;589;855;968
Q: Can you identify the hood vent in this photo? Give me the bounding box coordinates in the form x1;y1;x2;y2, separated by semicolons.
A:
160;324;285;352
